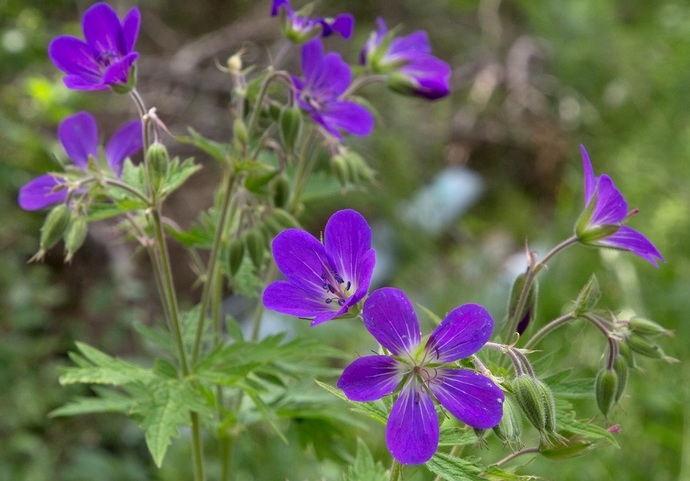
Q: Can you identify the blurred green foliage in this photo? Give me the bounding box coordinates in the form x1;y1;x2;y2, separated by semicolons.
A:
1;0;688;480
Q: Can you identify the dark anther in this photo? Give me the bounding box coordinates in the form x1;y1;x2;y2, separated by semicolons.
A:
325;298;332;304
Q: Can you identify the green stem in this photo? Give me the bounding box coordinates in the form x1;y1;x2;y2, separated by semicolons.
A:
523;312;576;350
495;446;540;466
388;459;402;481
250;262;277;341
343;73;388;96
191;171;237;364
246;70;293;139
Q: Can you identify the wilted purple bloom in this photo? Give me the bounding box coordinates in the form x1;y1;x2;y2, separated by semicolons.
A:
575;145;664;267
49;2;140;91
263;209;376;326
361;18;451;100
18;112;142;211
292;39;374;140
338;287;504;465
272;0;353;43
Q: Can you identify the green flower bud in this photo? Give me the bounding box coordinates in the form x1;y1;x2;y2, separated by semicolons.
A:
629;317;672;338
39;204;72;253
64;216;88;263
507;272;538;335
273;175;290;208
492;393;523;447
278;106;302;152
627;334;665;359
612;356;628;402
595;368;618;418
243;229;265;269
271;208;300;230
331;154;350;187
618;340;637;369
226;238;245;276
233;119;249;147
512;375;558;443
146;142;170;192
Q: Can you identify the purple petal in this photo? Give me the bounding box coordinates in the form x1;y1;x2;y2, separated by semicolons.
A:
386;379;439;464
271;0;291;16
307;52;352;98
121;7;141;53
581;145;596;206
102;53;138;86
337;355;403;401
58;112;99;169
389;31;432;58
18;175;67;211
48;36;101;83
301;39;324;86
262;280;340;321
597;225;665;267
362;288;420;357
63;75;107;91
347;249;376;309
83;2;127;56
271;228;332;298
590;175;627;226
400;55;451;100
431;369;504;429
105;120;143;175
319;100;375;138
322;14;354;39
324;209;373;286
425;304;493;362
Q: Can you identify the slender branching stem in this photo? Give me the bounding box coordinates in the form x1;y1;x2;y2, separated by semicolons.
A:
523;312;577;350
495;446;540;466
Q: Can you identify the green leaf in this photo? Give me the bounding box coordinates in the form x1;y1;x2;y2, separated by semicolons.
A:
341;439;388;481
50;390;134;417
59;342;153;386
138;379;208;467
86;198;147;221
177;127;230;164
160;157;201;199
316;380;388;425
438;427;478;446
425;452;485;481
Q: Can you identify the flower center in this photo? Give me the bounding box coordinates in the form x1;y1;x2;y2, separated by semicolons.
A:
96;50;118;69
321;268;352;306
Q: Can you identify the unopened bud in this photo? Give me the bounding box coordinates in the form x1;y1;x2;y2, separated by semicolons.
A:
233;119;249;147
629;317;672;338
64;216;88;263
627;334;665;360
227;52;243;75
243;229;265;269
595;368;618;418
492;394;523;447
39;204;71;252
271;208;300;230
331;154;350;186
507;272;538;335
273;175;290;208
612;356;628;402
278;106;302;152
226;238;245;276
146;142;170;192
617;340;637;369
511;375;558;443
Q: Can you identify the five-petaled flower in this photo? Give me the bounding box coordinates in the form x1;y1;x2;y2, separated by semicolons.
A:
272;0;353;43
575;145;664;267
292;39;375;140
49;2;140;92
262;209;376;326
18;111;143;211
361;18;451;100
337;287;504;465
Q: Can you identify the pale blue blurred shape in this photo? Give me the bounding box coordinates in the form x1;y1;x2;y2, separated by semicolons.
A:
399;166;484;235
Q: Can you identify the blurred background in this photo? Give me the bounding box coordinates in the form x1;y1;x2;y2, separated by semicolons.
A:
1;0;688;479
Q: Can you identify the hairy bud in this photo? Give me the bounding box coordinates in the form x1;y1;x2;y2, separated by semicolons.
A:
278;106;303;152
39;204;72;253
595;368;618;418
629;317;672;338
492;394;523;447
64;216;88;263
511;375;558;443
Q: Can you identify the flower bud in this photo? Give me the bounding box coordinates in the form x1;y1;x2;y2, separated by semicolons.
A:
227;52;243;75
233;119;249;148
492;394;523;447
507;272;538;335
146;142;170;193
330;154;350;186
271;208;300;230
595;368;618;418
39;204;72;253
278;106;303;152
243;229;266;269
617;340;637;369
629;317;672;338
273;175;290;208
226;238;245;276
612;356;628;402
511;375;558;443
626;334;665;360
64;216;88;263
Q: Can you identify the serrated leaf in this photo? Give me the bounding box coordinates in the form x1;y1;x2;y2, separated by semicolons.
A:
341;439;388;481
160;157;201;198
438;427;478;446
59;342;152;386
138;379;208;467
178;128;230;164
86;199;147;221
425;452;485;481
50;393;134;417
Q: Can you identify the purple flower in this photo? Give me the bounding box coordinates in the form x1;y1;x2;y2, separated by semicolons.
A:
292;39;374;140
361;18;451;100
575;145;664;267
49;2;140;92
262;209;376;326
272;0;353;43
18;111;142;211
337;287;504;465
